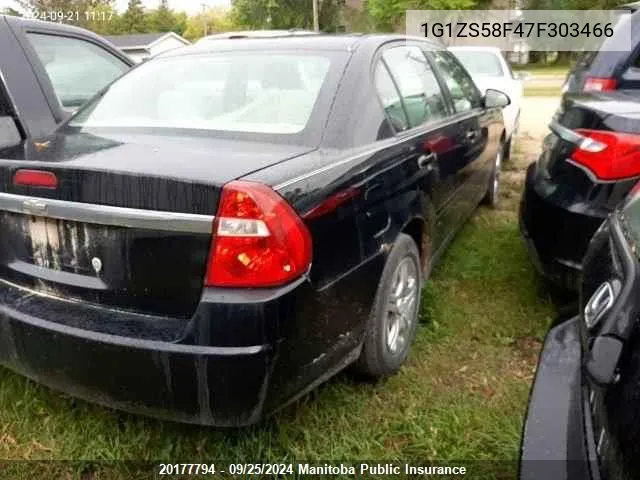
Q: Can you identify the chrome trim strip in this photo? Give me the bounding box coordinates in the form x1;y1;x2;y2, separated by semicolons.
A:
274;144;388;191
0;192;213;234
274;113;480;191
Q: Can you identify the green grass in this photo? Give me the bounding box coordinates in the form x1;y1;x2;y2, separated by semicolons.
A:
0;171;557;479
524;85;563;97
512;63;570;76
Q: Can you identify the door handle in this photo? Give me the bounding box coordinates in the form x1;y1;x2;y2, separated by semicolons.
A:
417;151;437;169
466;129;478;141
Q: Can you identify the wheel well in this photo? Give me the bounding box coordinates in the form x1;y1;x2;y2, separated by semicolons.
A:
402;218;428;271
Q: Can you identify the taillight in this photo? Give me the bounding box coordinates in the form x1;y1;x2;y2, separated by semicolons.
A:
568;129;640;181
205;180;312;288
13;169;58;188
583;77;617;92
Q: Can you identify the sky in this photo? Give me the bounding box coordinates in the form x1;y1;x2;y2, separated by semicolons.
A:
0;0;231;15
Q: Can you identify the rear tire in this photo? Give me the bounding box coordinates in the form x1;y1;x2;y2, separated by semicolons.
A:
354;234;421;378
483;143;504;208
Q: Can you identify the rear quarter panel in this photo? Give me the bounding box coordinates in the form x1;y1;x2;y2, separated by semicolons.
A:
244;38;435;384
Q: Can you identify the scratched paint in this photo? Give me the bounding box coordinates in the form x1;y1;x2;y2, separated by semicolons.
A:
28;216;49;269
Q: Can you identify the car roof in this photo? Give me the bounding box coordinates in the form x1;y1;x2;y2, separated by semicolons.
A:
157;33;443;57
198;29;319;41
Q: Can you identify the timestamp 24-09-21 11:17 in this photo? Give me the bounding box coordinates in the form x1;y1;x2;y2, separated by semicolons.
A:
28;10;114;23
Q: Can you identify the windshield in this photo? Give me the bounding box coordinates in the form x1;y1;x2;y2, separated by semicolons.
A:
452;51;504;77
68;51;337;140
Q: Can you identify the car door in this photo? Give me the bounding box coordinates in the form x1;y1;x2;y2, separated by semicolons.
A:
376;43;469;253
427;48;493;220
6;18;132;124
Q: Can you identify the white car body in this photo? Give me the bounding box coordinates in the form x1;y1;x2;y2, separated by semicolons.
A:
449;46;523;149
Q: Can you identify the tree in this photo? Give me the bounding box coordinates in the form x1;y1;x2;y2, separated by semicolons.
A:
183;7;235;40
231;0;344;32
84;1;120;34
148;0;180;32
366;0;477;32
119;0;148;33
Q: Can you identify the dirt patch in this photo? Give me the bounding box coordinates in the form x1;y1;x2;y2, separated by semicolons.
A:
499;95;560;213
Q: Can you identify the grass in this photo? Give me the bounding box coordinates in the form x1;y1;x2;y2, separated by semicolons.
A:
0;159;557;479
512;63;570;76
524;85;563;97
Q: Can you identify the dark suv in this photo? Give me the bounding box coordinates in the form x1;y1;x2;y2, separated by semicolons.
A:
564;9;640;93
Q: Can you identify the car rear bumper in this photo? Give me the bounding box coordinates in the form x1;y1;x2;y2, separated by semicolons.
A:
519;162;607;291
0;297;273;427
519;316;600;480
0;251;376;427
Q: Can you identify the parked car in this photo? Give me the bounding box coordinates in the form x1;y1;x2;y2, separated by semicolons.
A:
520;92;640;290
562;9;640;93
0;14;132;146
520;183;640;480
0;35;508;426
197;29;318;43
450;46;523;158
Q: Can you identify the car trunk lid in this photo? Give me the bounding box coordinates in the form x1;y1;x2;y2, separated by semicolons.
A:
0;132;314;318
542;92;640;182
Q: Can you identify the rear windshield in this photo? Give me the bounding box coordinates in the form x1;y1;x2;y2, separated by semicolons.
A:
68;51;345;144
452;51;504;77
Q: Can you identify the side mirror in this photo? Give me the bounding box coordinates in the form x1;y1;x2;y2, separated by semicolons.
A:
484;89;510;108
514;71;531;81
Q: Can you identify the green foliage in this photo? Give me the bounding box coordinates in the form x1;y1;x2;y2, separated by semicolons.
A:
183;7;236;41
231;0;344;32
119;0;147;33
365;0;476;32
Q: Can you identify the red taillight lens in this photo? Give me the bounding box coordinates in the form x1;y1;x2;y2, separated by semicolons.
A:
583;77;617;92
205;180;312;288
13;169;58;188
569;129;640;181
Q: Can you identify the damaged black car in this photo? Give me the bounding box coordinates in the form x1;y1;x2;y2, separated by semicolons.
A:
0;35;507;426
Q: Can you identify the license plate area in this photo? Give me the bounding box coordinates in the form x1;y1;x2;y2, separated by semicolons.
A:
0;211;210;318
0;212;123;282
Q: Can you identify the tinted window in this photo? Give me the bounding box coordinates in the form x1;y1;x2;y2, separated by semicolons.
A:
452;51;504;77
27;33;130;112
431;50;482;113
382;46;448;128
374;61;409;132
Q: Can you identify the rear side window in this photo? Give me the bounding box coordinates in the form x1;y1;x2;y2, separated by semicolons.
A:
381;46;448;128
430;50;482;113
374;61;409;132
26;33;129;112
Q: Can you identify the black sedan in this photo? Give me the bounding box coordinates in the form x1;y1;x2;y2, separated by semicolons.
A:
0;35;507;426
520;92;640;291
520;183;640;480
